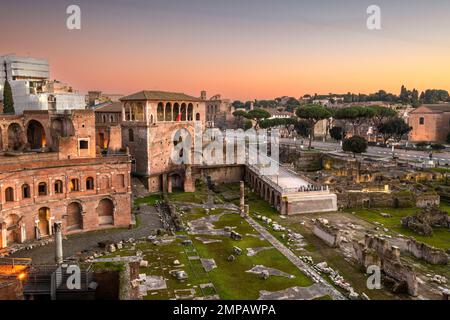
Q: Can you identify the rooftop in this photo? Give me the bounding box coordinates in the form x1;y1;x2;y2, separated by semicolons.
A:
121;90;202;102
94;101;122;113
410;104;450;113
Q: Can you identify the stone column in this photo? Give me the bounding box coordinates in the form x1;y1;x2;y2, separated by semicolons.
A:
35;221;41;240
0;223;6;249
167;175;173;193
184;165;194;192
20;223;26;243
54;222;63;265
239;181;245;216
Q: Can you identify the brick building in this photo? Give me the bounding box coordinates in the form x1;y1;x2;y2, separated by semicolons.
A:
204;92;234;129
94;101;123;153
409;104;450;142
0;110;132;250
120;90;206;193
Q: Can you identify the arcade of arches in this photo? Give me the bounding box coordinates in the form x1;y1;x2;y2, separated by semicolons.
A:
123;102;201;123
0;198;119;248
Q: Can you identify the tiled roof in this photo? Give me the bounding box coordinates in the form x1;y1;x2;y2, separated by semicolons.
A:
94;101;122;112
410;104;450;113
120;90;202;102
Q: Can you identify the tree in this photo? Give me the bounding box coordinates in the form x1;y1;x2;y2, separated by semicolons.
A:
342;135;368;158
232;100;245;110
296;104;332;149
260;117;297;135
399;85;410;104
329;126;345;141
243;119;253;130
368;105;397;127
246;108;271;128
377;118;412;143
334;106;375;135
3;80;14;114
232;110;248;128
294;120;312;139
420;89;450;104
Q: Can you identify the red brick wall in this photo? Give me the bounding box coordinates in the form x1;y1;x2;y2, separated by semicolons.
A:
409;110;450;142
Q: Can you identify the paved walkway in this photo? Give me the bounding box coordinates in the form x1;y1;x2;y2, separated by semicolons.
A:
9;208;160;264
245;215;346;300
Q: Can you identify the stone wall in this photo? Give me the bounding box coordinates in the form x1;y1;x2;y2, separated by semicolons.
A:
313;219;341;248
280;146;323;172
405;238;448;265
337;191;439;210
416;194;440;208
352;234;418;296
196;165;245;184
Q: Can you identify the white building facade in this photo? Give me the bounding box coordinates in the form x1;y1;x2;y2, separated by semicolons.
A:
0;55;85;114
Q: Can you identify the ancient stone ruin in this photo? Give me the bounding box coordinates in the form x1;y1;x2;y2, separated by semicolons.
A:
401;206;450;236
313;219;342;248
352;234;418;296
404;238;448;265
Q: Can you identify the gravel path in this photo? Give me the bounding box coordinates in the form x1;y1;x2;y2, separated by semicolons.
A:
245;215;346;300
9;208;161;264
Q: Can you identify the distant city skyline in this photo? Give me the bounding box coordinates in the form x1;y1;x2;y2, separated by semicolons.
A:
1;0;450;100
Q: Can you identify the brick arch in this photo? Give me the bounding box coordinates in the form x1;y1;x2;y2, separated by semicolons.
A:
173;103;180;121
165;103;172;121
66;201;83;231
37;207;50;237
4;214;21;245
51;117;75;139
97;198;114;226
26;119;46;150
157;102;164;121
7;122;26;151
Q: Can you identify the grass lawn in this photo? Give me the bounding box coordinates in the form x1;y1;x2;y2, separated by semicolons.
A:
137;186;317;300
346;206;450;250
134;193;163;206
192;212;313;300
168;190;208;204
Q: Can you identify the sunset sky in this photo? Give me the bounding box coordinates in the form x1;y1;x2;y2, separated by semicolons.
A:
2;0;450;100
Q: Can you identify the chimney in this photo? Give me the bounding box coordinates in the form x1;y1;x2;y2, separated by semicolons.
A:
200;90;207;100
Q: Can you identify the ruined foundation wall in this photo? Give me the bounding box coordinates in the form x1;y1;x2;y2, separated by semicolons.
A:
352;235;418;296
198;165;245;184
313;219;341;248
405;238;448;265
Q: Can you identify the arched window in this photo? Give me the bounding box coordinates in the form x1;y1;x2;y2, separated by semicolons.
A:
86;177;95;190
22;184;30;199
150;114;154;123
38;182;47;196
165;103;172;121
5;187;14;202
70;178;80;192
54;180;63;194
173;103;180;121
130;103;136;121
157;102;164;121
181;103;187;121
132;103;144;121
188;103;194;121
196;113;201;121
128;128;134;142
102;115;106;123
125;104;132;121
